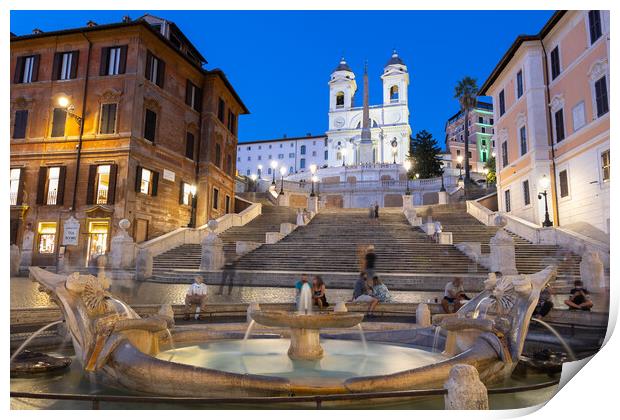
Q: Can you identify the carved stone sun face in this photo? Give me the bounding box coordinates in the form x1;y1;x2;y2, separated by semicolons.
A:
490;276;517;316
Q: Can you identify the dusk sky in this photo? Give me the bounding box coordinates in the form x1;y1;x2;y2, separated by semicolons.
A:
11;10;554;146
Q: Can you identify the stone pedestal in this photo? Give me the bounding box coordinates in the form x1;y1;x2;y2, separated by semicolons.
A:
489;229;517;275
277;193;289;207
438;191;448;205
334;302;348;313
200;221;225;271
402;194;414;212
444;364;489;410
135;248;153;281
236;241;261;256
280;223;296;235
265;232;285;244
438;232;453;245
308;195;319;214
416;303;431;327
580;250;606;290
288;328;324;360
10;244;21;276
110;219;136;270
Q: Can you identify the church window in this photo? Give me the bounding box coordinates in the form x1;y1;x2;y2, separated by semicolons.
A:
390;85;399;102
300;159;306;169
336;91;345;108
324;150;328;160
300;145;306;155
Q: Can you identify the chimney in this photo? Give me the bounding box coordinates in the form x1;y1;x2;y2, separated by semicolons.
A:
306;132;312;137
86;20;98;27
283;134;287;138
32;28;43;34
122;16;132;23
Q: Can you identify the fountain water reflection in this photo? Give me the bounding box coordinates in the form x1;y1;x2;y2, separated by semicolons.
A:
432;326;443;353
531;318;576;361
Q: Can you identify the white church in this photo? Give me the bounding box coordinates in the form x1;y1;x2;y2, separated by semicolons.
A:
236;51;412;178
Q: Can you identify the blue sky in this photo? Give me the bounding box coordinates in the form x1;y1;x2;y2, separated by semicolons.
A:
11;10;554;146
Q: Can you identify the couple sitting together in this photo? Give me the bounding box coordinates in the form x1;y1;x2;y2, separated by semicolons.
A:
351;272;393;317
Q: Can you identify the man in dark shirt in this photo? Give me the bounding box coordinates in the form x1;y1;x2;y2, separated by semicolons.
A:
352;272;379;316
365;245;377;280
564;280;593;311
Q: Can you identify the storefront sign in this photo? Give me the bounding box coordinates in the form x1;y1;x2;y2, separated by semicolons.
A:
62;216;80;246
163;169;175;182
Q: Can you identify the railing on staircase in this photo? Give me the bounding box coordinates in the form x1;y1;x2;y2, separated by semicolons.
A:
136;200;262;258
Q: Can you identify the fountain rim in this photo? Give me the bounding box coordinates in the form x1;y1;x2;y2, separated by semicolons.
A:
249;309;365;329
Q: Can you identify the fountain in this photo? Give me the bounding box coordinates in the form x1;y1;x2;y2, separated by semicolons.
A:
27;263;558;398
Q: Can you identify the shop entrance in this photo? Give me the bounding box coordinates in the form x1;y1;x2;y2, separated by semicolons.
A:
86;219;110;266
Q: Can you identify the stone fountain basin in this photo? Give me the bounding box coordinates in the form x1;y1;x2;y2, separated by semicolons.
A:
250;310;364;329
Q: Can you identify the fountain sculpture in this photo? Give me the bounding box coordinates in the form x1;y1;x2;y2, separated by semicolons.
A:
29;263;557;397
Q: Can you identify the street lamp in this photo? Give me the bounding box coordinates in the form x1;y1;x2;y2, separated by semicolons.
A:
456;155;464;180
188;184;197;228
439;162;446;192
58;96;83;126
310;164;317;197
538;176;553;227
58;95;85;212
270;160;278;185
279;166;287;195
257;164;263;179
403;160;412;195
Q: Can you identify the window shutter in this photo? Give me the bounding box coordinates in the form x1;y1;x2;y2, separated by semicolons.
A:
185;132;194;160
151;171;159;196
56;166;67;205
135;165;142;193
179;182;185;204
107;164;118;205
99;47;109;76
118;45;127;74
13;110;28;139
185;81;192;106
52;53;62;80
14;57;24;84
144;51;152;79
195;87;203;112
36;167;47;205
31;54;40;82
70;50;79;79
16;169;25;205
156;60;165;88
86;165;97;205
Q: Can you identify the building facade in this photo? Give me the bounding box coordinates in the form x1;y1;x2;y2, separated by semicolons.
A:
235;134;328;180
479;10;609;235
326;52;411;166
10;15;248;269
444;101;494;174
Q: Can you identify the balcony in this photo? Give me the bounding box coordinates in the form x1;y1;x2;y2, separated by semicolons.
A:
46;190;58;206
96;188;109;205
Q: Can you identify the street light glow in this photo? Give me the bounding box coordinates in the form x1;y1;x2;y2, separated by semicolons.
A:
403;160;412;171
250;174;257;181
58;96;70;108
310;163;317;174
270;160;278;169
539;175;551;190
189;184;197;195
311;175;318;183
456;155;463;164
279;166;287;176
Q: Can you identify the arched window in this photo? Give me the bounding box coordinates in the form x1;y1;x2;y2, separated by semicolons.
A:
300;145;306;155
336;91;345;108
390;85;399;102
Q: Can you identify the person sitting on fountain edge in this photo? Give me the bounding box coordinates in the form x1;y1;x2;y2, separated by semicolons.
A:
295;274;309;306
564;280;593;311
184;275;208;321
352;272;379;316
312;275;329;309
533;284;554;318
441;277;470;314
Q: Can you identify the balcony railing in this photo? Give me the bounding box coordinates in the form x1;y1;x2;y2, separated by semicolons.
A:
279;175;458;194
96;188;108;205
10;191;17;206
46;190;58;206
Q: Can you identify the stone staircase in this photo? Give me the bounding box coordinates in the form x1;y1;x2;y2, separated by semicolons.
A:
232;208;485;275
417;203;582;289
236;192;276;206
151;205;298;278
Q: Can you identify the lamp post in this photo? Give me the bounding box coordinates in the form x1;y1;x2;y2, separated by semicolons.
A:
188;184;197;228
257;164;263;179
439;162;446;192
58;96;84;212
279;166;287;196
538;176;553;227
309;164;317;197
270;160;278;185
341;148;347;167
456;155;463;181
403;160;412;195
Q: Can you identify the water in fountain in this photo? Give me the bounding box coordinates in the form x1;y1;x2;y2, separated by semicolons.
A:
432;326;443;353
530;318;577;361
163;329;177;362
10;320;64;363
357;324;368;354
241;320;256;354
298;283;313;315
472;296;494;319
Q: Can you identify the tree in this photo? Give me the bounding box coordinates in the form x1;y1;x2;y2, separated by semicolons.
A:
454;76;479;185
409;130;443;179
484;155;496;185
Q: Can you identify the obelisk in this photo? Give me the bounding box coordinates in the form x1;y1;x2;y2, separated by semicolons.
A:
358;61;374;164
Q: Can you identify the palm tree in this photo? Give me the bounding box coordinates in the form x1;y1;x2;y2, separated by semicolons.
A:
454;76;479;185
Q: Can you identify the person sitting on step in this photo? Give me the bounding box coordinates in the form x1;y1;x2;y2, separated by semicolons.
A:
441;277;469;314
351;272;379;317
533;284;554;318
564;280;593;311
184;275;208;321
372;276;393;303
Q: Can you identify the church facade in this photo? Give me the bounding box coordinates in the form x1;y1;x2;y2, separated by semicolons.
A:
236;51;411;178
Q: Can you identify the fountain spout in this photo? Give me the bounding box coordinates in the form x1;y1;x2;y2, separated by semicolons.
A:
298;283;313;315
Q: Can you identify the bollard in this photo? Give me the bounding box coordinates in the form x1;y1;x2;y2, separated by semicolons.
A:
444;364;489;410
333;302;348;313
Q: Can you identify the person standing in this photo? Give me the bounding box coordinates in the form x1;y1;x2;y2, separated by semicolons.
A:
184;275;208;321
217;259;236;295
374;201;380;219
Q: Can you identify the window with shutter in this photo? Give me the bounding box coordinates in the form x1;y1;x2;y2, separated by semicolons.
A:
10;168;21;206
99;103;117;134
185;81;201;111
550;47;561;80
589;10;603;44
13;110;28;139
46;167;61;205
185;132;195;160
594;76;609;117
55;51;78;80
215;143;222;167
516;70;523;98
523;180;530;206
554;109;565;142
51;108;67;137
504;189;511;212
16;55;38;84
559;170;569;198
225;195;231;213
501;141;508;167
145;51;165;88
144;109;157;142
601;150;610;182
104;46;124;76
218;98;225;122
519;126;527;156
499;90;505;116
212;188;219;209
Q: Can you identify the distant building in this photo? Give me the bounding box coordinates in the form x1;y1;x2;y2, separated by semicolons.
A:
10;14;248;268
444;101;494;174
235;134;328;180
479;10;609;234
